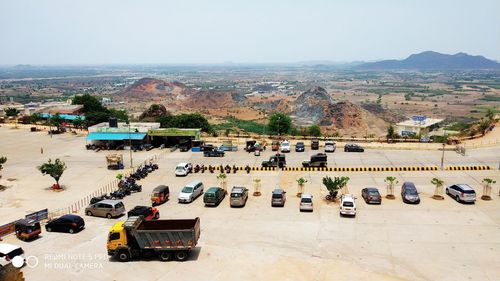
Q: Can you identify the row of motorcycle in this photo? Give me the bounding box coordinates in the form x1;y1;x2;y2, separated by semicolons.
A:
90;163;159;204
193;164;251;174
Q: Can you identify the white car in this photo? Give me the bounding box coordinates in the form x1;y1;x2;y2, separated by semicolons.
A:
299;194;313;212
280;140;291;153
340;194;356;216
0;243;25;268
178;181;204;203
324;140;336;152
175;162;192;177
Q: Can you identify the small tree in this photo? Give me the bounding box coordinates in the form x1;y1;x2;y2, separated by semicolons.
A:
0;156;7;179
431;178;445;200
308;125;321;137
296;177;307;197
253;178;261;196
72;117;84;130
116;173;124;180
323;176;348;201
5;107;20;128
386;125;395;142
217;173;228;194
481;178;496;200
268;112;292;135
384;176;398;199
485;108;495;121
38;158;67;190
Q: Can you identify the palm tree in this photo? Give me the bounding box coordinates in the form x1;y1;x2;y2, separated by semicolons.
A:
323;176;349;200
217;173;228;194
431;178;445;200
296;177;307;197
481;178;496;200
384;176;398;199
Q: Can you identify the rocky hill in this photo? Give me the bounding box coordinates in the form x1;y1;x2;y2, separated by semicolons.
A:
359;51;500;70
118;78;190;103
292;87;388;135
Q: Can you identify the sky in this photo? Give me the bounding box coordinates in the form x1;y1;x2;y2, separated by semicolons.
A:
0;0;499;65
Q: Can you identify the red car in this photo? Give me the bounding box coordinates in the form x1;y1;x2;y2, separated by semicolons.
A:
127;206;159;221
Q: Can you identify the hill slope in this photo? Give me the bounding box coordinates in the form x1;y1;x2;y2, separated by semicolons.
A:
359;51;500;70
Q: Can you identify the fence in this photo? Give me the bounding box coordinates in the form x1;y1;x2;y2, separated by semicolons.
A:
48;150;168;219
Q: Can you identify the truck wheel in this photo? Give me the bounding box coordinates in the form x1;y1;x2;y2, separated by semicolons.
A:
117;250;130;262
159;251;172;261
174;251;188;261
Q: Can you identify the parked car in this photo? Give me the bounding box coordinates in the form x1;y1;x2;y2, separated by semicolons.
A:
85;200;125;219
151;185;169;206
45;214;85;233
401;182;420;204
127;206;160;221
311;139;319;150
203;187;226;206
340;194;356;216
446;184;476;203
262;154;286;168
178;181;204;203
324;140;336;152
302;153;327;167
295;142;305;152
14;219;41;241
0;243;24;269
245;140;257;152
361;187;382;204
280;140;291;153
230;186;249;207
175;162;192;176
344;144;364;152
203;147;225;157
179;140;191;152
271;188;286;207
299;194;313;212
271;140;280;151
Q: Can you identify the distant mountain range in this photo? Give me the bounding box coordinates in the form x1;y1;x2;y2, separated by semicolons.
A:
358;51;500;70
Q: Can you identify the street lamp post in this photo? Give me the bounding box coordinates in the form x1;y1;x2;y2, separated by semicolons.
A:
127;121;133;169
440;143;445;170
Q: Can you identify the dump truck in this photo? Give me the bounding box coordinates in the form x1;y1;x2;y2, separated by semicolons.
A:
106;154;124;170
107;216;200;262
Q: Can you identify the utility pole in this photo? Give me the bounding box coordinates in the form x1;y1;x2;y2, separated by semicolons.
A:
277;116;280;171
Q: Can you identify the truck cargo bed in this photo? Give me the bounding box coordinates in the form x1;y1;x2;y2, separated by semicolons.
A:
125;216;200;250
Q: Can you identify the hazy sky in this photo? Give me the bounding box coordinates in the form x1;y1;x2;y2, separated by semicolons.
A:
0;0;499;64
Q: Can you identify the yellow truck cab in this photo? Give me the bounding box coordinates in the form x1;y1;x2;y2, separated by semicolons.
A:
107;222;126;256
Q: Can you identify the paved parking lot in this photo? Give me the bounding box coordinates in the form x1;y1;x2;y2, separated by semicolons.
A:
1;127;500;281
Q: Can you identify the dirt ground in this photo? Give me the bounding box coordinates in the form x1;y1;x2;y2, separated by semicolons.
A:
0;126;499;281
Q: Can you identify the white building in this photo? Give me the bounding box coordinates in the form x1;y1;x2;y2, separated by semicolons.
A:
396;116;443;137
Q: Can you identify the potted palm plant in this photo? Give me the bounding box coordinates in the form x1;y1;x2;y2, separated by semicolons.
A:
481;178;496;200
296;177;307;197
431;177;445;200
253;178;261;196
384;176;398;199
217;173;228;194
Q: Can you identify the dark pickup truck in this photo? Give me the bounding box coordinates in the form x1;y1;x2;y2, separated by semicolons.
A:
203;146;225;157
262;154;286;168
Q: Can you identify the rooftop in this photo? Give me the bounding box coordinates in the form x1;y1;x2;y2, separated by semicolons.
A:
397;117;443;128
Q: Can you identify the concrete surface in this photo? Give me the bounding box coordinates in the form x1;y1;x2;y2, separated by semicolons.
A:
1;126;499;281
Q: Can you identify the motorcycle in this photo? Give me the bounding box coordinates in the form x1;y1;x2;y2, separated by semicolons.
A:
194;164;200;173
201;164;205;173
208;165;214;173
225;165;231;174
245;165;251;174
232;164;237;173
